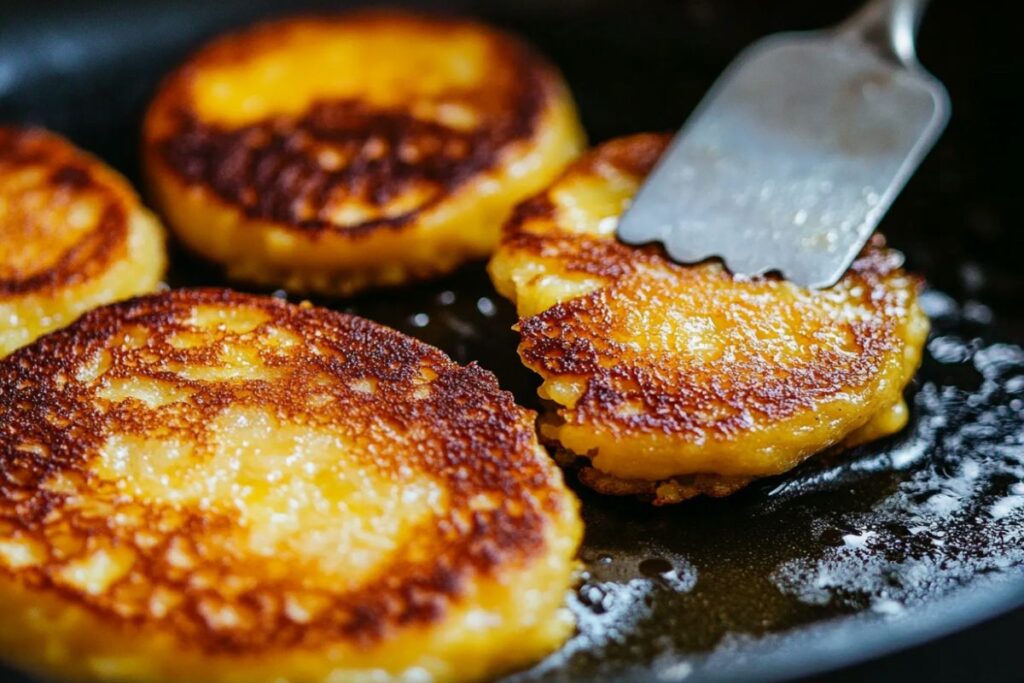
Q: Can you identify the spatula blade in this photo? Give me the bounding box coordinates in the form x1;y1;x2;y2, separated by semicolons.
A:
617;31;949;288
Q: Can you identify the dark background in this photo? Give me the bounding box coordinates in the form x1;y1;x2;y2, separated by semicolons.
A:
1;1;1022;681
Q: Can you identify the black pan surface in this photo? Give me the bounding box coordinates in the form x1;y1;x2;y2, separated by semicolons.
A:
1;1;1022;681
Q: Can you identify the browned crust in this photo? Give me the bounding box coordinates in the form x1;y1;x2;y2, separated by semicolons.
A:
519;248;908;438
576;467;753;506
0;127;130;296
503;133;923;441
0;289;568;653
144;11;563;236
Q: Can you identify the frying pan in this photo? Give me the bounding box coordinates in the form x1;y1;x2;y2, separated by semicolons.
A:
2;1;1022;681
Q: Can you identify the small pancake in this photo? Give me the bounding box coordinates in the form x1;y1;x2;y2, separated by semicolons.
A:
0;289;581;682
144;11;585;296
0;127;166;356
488;134;930;505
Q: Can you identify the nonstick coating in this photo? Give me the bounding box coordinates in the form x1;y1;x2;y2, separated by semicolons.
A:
2;1;1022;681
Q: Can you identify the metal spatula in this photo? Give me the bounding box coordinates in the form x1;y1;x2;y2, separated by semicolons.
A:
617;0;949;288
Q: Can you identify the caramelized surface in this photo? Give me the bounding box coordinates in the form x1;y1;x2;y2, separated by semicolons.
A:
144;11;585;295
0;127;166;355
0;289;581;682
489;134;929;504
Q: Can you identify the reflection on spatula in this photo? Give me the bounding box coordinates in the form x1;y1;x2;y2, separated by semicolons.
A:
616;0;949;288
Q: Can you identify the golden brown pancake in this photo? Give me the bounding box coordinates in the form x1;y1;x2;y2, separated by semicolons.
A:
0;289;581;682
144;11;585;296
488;134;930;505
0;127;166;356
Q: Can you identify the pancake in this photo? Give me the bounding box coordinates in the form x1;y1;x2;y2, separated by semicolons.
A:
143;11;585;296
0;289;582;682
0;127;166;356
488;134;930;505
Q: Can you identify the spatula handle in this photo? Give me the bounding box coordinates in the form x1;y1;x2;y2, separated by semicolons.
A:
839;0;931;67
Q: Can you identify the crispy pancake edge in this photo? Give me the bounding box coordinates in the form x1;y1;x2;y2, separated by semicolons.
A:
490;133;929;501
